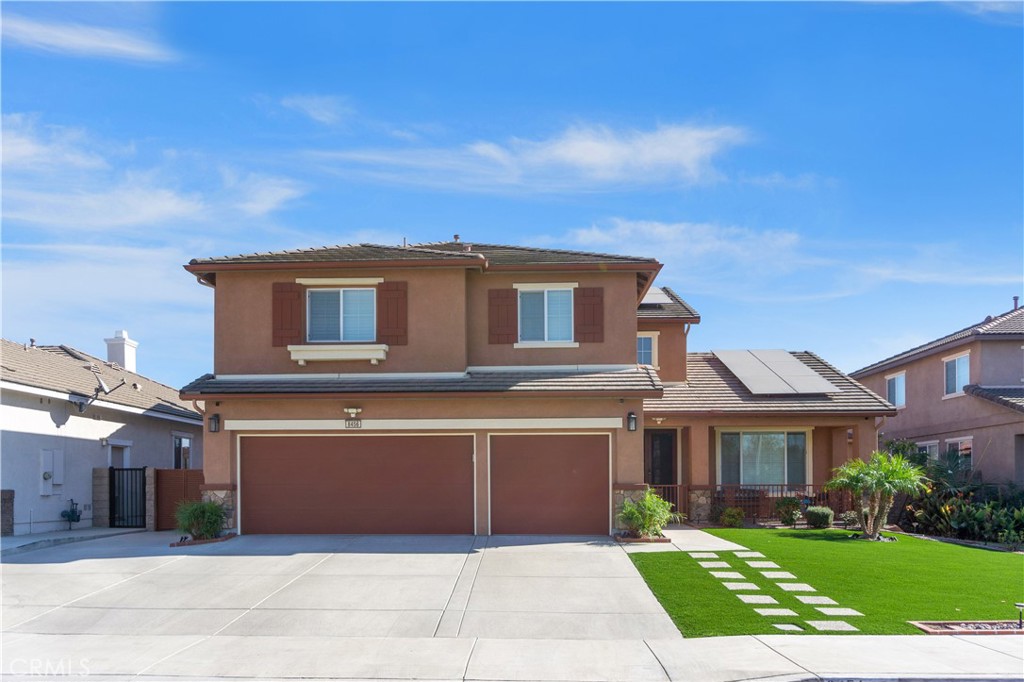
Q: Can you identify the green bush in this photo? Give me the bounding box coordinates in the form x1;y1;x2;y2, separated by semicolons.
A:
175;500;225;540
839;510;861;530
998;528;1023;551
618;488;685;538
774;497;801;526
805;506;834;529
719;507;745;528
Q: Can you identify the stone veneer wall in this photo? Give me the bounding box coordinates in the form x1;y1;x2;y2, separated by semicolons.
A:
612;485;649;531
92;468;110;528
145;467;156;532
1;490;14;536
201;488;236;530
688;489;712;524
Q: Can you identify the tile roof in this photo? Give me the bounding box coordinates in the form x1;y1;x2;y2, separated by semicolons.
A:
964;385;1024;414
181;367;662;397
851;307;1024;377
637;286;701;320
417;241;659;266
646;352;894;415
1;339;201;422
188;243;485;265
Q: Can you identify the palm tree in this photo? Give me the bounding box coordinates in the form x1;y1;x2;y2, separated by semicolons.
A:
825;452;927;540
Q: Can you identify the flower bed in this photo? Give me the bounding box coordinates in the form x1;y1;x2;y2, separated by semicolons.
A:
910;620;1024;635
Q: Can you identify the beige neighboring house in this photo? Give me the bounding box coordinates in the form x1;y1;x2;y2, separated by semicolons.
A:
0;332;203;535
850;305;1024;484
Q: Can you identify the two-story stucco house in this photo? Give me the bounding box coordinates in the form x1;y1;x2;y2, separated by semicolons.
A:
850;305;1024;484
181;240;893;534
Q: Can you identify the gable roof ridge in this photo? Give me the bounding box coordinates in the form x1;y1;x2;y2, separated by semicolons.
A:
359;242;484;259
414;240;658;263
976;306;1024;332
33;342;190;395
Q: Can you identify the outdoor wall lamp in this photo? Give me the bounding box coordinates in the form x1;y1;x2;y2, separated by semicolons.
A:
344;407;363;418
627;412;637;432
208;413;220;433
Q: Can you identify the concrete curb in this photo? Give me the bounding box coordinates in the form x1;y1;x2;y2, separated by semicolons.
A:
0;528;147;557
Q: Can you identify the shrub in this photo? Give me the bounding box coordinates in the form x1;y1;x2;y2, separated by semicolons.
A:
998;528;1023;551
720;507;745;528
774;497;802;526
839;510;861;530
175;500;225;540
805;506;834;529
618;488;685;538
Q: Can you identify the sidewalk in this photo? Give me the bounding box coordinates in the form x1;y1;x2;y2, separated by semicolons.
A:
1;526;145;557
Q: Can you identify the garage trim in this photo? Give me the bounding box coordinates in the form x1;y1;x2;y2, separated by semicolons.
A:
486;432;613;536
226;418;622;431
235;432;477;535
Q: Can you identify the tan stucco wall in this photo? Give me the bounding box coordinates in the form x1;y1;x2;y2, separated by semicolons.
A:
641;414;878;487
201;395;644;534
213;267;469;374
637;319;688;382
857;339;1023;483
465;270;638;367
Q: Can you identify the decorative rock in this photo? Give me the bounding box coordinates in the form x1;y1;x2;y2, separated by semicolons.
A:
806;620;858;632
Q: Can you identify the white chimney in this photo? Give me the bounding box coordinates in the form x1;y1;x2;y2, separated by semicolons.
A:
104;330;138;372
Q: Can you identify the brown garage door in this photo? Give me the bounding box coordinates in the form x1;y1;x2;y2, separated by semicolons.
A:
240;435;474;534
490;434;609;535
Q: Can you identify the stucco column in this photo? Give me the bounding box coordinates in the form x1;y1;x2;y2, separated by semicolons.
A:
831;427;850;469
689;425;711;486
852;420;878;460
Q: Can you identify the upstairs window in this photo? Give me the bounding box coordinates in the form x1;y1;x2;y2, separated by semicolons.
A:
307;289;376;342
519;289;573;342
637;336;653;365
886;372;906;408
943;353;969;396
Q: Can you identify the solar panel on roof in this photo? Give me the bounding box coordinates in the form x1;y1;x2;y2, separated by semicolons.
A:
713;350;840;395
642;288;672;304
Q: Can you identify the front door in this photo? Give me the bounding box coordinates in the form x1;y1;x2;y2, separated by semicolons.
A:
645;430;676;485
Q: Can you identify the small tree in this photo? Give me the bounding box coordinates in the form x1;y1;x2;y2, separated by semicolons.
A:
825;452;926;540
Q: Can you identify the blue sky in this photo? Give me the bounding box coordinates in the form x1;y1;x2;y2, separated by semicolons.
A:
2;2;1021;390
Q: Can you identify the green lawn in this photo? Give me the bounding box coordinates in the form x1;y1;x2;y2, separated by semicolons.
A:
629;529;1024;638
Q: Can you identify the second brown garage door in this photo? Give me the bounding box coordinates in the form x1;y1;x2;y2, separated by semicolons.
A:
489;434;610;535
240;435;474;534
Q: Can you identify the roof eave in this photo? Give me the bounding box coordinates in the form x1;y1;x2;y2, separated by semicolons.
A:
180;388;664;400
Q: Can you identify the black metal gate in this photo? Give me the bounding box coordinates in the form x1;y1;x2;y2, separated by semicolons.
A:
110;467;146;528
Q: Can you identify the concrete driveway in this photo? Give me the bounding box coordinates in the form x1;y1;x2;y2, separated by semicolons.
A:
2;531;681;679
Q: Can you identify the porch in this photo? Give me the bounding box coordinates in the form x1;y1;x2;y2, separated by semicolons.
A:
647;483;855;524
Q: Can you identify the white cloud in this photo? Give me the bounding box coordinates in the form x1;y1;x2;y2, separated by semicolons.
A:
3;183;204;229
281;95;353;125
2;14;178;63
307;122;748;192
2;114;108;170
946;2;1024;25
220;170;306;217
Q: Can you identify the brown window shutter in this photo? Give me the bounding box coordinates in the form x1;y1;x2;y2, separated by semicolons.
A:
488;288;518;344
574;287;604;343
272;283;305;347
376;281;408;346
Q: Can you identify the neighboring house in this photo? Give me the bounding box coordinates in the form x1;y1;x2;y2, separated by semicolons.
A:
0;332;203;535
850;305;1024;484
180;240;893;535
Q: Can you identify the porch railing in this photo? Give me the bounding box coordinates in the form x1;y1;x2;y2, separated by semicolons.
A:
647;484;855;523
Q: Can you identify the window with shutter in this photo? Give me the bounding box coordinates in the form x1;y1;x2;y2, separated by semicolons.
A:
574;287;604;343
488;289;518;344
377;281;408;345
272;282;305;347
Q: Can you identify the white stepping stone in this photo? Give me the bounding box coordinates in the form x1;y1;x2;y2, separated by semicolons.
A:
806;620;858;632
795;595;837;605
710;571;745;579
734;551;764;558
746;561;779;568
755;608;798;616
722;582;759;591
817;607;863;617
773;623;803;631
688;552;718;558
737;594;777;604
698;561;730;568
776;582;815;592
761;571;795;579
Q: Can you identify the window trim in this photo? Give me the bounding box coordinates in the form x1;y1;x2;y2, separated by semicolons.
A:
513;286;577;347
306;287;377;344
916;440;939;460
172;432;193;470
884;370;906;408
637;331;660;369
941;351;970;398
714;427;813;486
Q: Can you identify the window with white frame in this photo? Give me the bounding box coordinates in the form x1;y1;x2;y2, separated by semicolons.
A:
173;435;191;469
519;289;573;342
307;289;376;342
885;372;906;408
917;441;939;459
718;430;808;485
943;353;969;396
637;333;659;367
946;437;973;469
